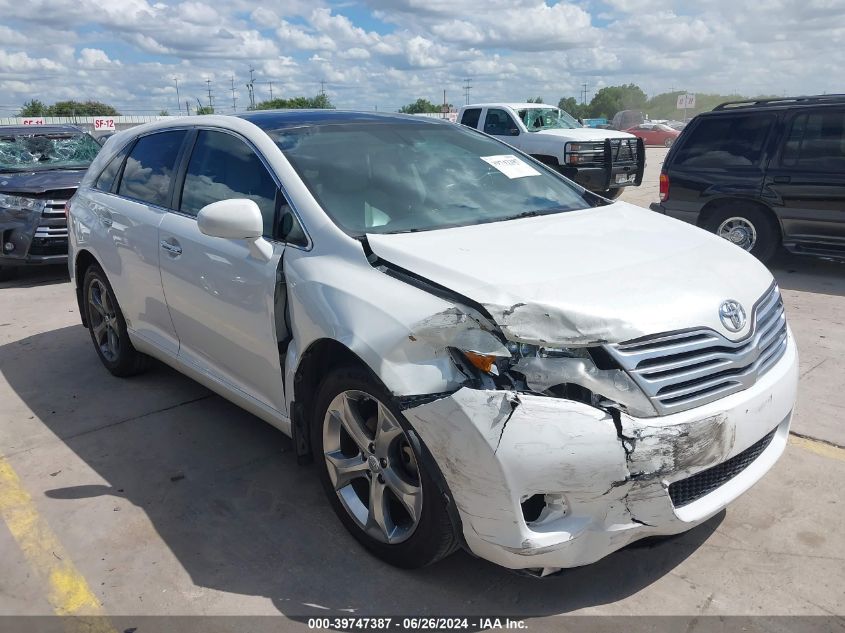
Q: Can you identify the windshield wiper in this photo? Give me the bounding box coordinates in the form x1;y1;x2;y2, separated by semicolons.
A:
498;210;545;222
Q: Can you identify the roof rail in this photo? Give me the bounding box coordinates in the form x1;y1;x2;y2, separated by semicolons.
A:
714;94;845;111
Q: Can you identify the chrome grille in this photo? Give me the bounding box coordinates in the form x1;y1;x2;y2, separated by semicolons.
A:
607;284;788;415
36;198;68;240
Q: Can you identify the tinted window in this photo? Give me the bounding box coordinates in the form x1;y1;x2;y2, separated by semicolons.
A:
270;121;590;236
781;110;845;172
117;131;186;207
460;108;481;128
483;108;517;135
180;130;279;237
673;114;773;168
94;146;129;192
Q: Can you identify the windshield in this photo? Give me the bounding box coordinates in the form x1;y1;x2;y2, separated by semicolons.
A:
272;122;592;235
517;107;581;131
0;132;101;172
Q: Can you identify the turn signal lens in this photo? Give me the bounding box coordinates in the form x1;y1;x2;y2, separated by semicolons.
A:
463;351;498;374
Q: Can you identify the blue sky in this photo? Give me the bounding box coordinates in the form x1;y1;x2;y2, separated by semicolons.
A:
0;0;842;116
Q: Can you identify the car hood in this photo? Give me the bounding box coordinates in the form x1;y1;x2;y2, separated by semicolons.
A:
366;202;775;346
534;128;635;141
0;168;87;194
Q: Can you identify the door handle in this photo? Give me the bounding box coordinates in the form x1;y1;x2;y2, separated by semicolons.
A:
160;240;182;256
772;176;791;184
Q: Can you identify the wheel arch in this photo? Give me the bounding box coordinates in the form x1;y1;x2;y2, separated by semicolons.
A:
74;249;102;327
291;337;381;463
697;197;783;236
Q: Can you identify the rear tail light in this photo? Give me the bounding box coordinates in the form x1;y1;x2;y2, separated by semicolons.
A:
659;172;669;201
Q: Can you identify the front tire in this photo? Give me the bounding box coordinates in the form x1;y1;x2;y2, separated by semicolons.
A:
703;205;780;263
312;366;459;568
83;265;149;377
664;137;674;147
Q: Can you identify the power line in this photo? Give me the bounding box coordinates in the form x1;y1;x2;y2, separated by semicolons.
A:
246;66;256;110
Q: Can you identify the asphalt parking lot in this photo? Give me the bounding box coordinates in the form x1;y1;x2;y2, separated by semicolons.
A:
1;146;843;629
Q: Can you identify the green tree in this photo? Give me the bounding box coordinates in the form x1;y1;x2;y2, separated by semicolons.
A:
398;98;441;114
587;84;647;119
44;100;120;116
558;97;588;120
253;94;335;110
195;105;214;114
158;109;170;116
19;99;46;116
526;96;544;103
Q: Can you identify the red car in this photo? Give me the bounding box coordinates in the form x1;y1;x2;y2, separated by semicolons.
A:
625;123;681;147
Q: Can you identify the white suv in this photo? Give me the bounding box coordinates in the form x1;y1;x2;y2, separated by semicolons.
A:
68;111;797;576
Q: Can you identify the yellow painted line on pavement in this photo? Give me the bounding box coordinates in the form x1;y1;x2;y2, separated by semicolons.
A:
789;434;845;462
0;455;116;632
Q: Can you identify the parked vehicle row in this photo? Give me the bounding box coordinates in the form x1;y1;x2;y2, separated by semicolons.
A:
68;111;797;575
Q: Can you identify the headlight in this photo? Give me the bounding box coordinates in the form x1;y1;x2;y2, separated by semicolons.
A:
0;193;46;213
456;340;658;417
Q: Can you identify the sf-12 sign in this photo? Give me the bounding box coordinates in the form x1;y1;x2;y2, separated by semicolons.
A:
22;118;45;125
93;118;116;131
676;93;696;109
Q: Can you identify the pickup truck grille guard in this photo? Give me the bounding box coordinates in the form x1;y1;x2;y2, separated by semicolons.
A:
606;283;787;415
601;137;646;191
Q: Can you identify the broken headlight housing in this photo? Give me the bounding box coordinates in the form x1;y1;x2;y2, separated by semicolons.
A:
456;340;658;417
0;193;46;216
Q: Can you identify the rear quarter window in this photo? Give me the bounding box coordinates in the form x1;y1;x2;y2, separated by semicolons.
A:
672;114;774;168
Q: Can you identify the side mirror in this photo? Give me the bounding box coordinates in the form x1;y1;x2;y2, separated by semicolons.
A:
197;199;272;260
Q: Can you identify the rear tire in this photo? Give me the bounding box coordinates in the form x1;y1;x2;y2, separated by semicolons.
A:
312;366;459;568
82;264;150;377
703;204;780;263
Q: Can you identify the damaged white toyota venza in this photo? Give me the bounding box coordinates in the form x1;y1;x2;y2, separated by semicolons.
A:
68;112;798;575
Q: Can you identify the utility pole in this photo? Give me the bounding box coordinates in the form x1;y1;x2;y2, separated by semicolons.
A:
442;89;448;119
185;100;191;116
268;80;274;101
173;77;181;114
205;79;214;111
463;78;472;105
230;76;237;112
320;80;326;97
581;83;588;105
246;66;256;110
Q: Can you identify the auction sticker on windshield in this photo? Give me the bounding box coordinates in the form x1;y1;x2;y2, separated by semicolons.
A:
480;155;540;179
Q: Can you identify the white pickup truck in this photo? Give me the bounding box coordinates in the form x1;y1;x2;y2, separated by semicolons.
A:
457;103;645;198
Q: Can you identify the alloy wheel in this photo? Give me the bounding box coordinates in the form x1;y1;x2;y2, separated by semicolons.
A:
88;278;120;362
322;390;422;544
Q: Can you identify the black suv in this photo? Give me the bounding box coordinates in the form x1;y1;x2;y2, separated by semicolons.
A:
651;95;845;262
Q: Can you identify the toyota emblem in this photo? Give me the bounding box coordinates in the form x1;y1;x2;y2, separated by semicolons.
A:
719;300;747;332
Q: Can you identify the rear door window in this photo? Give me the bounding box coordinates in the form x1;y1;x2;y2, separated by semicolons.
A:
673;114;774;168
460;108;481;129
781;109;845;172
117;131;187;207
94;145;129;193
179;130;279;237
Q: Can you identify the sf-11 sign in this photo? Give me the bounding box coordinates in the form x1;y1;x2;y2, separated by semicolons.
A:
21;118;45;125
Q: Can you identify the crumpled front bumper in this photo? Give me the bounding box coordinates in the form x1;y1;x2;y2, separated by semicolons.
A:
403;329;798;572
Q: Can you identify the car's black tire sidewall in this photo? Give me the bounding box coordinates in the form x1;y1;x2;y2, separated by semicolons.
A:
83;265;148;377
311;366;459;568
704;206;780;263
664;138;674;147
